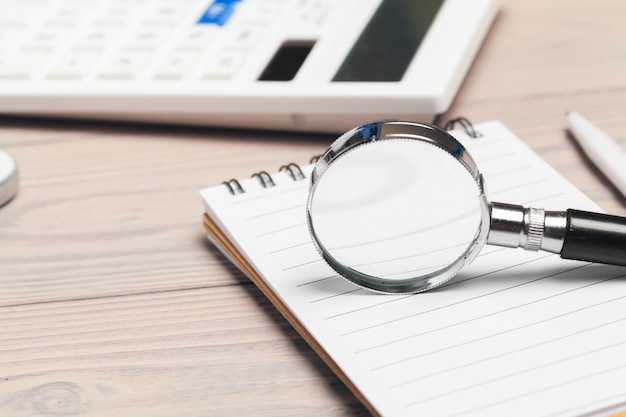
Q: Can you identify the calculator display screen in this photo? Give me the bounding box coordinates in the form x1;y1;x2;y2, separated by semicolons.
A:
332;0;444;82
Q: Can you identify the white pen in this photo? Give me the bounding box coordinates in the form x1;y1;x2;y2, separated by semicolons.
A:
567;111;626;198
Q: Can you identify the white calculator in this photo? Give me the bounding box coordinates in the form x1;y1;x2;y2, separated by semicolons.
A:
0;0;498;133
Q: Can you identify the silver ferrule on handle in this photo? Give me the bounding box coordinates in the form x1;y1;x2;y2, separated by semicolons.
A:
487;202;567;254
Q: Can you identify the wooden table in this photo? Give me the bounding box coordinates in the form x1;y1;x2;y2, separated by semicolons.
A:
1;1;625;416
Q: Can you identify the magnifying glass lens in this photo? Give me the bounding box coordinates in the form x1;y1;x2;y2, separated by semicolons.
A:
308;137;484;293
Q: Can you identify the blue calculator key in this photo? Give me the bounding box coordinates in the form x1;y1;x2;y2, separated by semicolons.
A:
197;1;240;26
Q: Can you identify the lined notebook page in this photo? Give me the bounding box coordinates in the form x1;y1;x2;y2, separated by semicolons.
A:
200;121;626;417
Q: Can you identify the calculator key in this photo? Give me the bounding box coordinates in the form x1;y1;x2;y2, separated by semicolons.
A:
0;50;51;79
0;20;27;30
144;1;191;23
125;25;171;49
153;51;199;80
24;24;76;50
197;1;237;26
46;51;102;79
223;25;265;50
76;26;124;50
98;50;152;79
103;3;144;20
201;51;245;80
53;5;93;20
298;0;332;28
176;26;219;50
236;1;284;25
11;1;54;21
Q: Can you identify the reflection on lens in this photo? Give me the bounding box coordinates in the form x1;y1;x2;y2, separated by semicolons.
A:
308;130;486;293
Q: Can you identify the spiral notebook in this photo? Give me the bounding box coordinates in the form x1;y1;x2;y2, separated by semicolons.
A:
200;120;626;417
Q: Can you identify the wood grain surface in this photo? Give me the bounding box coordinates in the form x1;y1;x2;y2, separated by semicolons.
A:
1;1;625;416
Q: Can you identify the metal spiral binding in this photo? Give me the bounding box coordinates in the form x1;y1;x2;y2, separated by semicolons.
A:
443;117;482;138
223;161;311;194
310;155;321;164
251;171;276;188
222;179;244;195
223;117;478;195
279;163;305;181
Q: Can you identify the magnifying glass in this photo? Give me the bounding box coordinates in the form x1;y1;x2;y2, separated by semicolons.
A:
306;120;626;294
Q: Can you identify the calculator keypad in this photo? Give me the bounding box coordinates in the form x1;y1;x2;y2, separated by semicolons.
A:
0;0;331;83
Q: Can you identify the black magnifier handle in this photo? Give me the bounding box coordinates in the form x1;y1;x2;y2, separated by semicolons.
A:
488;202;626;266
561;209;626;265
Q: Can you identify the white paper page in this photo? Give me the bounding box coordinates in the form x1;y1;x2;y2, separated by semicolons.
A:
200;121;626;417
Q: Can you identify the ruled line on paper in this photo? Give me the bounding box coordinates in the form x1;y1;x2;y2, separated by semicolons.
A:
257;222;306;237
542;393;626;417
405;340;626;410
268;241;310;254
369;277;626;372
490;178;549;196
524;192;567;204
282;258;324;271
350;244;465;270
485;164;534;178
319;208;477;252
310;249;518;320
388;312;626;390
473;245;507;257
296;274;339;287
356;265;606;357
379;278;626;368
473;151;517;163
440;362;626;417
231;189;299;206
243;203;304;221
310;289;362;303
278;243;464;277
329;254;557;325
